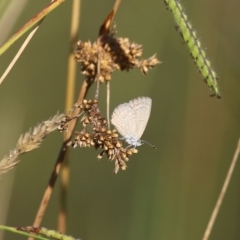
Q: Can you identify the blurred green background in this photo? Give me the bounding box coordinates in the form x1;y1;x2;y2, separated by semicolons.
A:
0;0;240;239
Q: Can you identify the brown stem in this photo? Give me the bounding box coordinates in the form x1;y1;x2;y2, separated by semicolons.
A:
31;80;91;232
58;0;81;233
202;138;240;240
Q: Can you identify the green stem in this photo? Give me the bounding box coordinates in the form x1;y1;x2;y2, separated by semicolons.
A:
0;225;49;240
0;0;64;56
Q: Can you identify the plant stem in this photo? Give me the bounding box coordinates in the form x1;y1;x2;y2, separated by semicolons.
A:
202;138;240;240
0;225;48;240
0;0;64;56
31;80;92;232
58;0;81;234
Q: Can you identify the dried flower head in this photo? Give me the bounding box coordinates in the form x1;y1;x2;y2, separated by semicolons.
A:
0;113;65;176
75;29;160;83
66;99;138;174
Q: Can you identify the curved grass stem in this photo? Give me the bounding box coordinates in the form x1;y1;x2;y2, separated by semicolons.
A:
202;138;240;240
0;0;64;56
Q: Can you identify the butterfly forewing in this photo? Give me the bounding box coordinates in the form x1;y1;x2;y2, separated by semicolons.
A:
128;97;152;139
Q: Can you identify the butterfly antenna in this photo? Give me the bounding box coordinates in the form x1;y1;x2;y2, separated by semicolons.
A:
141;140;156;149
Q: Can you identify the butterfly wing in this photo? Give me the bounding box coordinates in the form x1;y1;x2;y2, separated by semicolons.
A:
111;102;137;140
128;97;152;139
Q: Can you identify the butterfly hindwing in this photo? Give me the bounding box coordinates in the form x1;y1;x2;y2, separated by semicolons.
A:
111;102;137;139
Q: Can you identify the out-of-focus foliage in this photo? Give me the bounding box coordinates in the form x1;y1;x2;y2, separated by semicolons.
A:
0;1;240;240
0;0;11;16
0;0;28;45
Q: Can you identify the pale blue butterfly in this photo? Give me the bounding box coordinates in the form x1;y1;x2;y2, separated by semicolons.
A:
111;96;154;148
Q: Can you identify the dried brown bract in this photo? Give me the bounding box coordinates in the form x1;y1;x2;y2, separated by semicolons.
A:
75;29;161;84
66;99;138;174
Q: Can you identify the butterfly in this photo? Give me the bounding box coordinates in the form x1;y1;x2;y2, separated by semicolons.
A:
111;96;153;147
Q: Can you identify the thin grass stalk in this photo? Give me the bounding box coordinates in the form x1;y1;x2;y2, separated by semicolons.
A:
58;0;81;233
202;138;240;240
106;81;110;128
94;51;101;100
0;18;44;85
